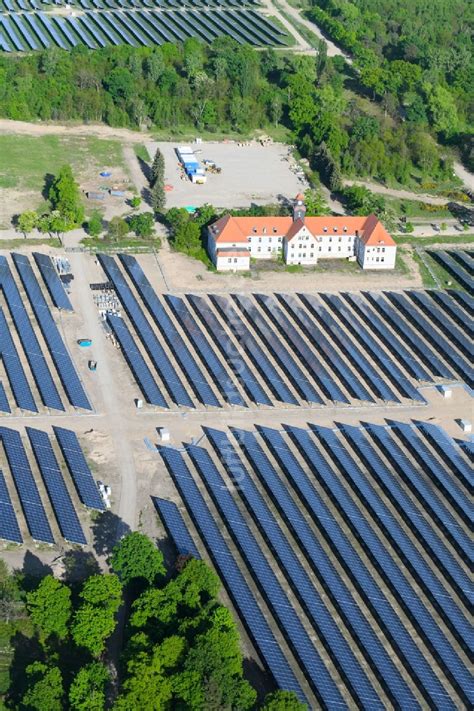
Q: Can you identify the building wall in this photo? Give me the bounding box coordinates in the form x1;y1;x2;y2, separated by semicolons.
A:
248;234;283;259
358;243;397;269
215;254;250;271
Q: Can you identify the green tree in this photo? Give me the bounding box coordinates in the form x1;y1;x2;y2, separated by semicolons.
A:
151;180;166;212
71;605;117;658
303;188;330;216
107;216;129;241
80;574;122;613
17;210;38;238
111;531;165;586
151;147;165;187
26;575;72;642
260;690;307;710
130;196;142;209
87;210;103;238
21;662;64;711
69;662;109;711
128;212;155;239
48;164;84;226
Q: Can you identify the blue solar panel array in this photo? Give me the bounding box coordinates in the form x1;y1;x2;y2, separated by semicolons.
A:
152;496;200;559
119;255;220;407
27;427;86;545
53;426;105;511
158;445;308;704
12;253;91;410
0;307;37;412
157;421;472;708
0;381;10;413
0;469;22;543
98;254;193;407
32;252;73;311
0;426;54;543
0;256;63;411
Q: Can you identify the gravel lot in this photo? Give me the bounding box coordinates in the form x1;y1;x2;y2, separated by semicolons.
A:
146;140;308;209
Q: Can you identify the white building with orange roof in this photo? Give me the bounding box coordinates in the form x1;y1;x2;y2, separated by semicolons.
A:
207;195;397;271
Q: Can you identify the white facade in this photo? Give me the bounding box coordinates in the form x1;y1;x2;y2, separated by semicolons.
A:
207;203;397;272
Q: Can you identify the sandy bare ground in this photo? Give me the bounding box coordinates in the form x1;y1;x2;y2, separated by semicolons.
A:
342;179;457;206
453;160;474;193
0;118;148;143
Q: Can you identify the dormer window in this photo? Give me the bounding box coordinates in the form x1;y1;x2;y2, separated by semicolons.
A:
273;227;277;233
343;226;348;232
252;227;257;233
333;227;338;232
323;227;328;232
263;227;267;234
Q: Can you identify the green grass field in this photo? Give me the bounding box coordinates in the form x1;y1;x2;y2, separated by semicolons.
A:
0;134;125;191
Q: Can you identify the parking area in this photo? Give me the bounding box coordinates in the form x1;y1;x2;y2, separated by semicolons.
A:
146;140;308;209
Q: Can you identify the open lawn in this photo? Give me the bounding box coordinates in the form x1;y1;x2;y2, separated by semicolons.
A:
0;134;128;228
0;134;125;191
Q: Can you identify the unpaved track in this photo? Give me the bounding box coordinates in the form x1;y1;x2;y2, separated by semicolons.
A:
343;179;458;206
0;118;147;143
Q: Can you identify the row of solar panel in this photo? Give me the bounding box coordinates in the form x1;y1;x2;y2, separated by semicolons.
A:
99;255;471;409
0;0;260;10
0;253;89;413
429;250;473;294
0;6;286;51
0;426;104;545
156;421;471;708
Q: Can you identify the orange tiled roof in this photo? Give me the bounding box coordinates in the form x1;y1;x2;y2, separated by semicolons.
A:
209;214;395;246
216;249;250;258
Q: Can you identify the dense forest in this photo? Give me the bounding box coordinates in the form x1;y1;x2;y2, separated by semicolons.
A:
307;0;473;168
0;34;469;189
0;532;305;710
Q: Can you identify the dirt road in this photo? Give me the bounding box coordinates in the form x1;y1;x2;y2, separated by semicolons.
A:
0;118;147;143
342;178;454;206
453;160;474;193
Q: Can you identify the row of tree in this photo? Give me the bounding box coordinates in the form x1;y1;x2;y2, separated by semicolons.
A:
1;532;306;709
0;38;464;189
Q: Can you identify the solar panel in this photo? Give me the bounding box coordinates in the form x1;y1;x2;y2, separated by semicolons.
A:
10;254;90;410
187;294;272;406
0;257;63;411
339;424;470;603
0;427;54;543
232;294;323;403
0;469;22;543
204;427;382;709
429;251;473;294
415;421;472;493
451;251;474;276
188;443;347;707
365;292;453;378
107;313;168;407
164;295;245;406
407;291;472;357
209;295;298;405
53;426;105;510
284;425;460;709
119;255;219;407
365;423;471;563
313;425;471;669
321;293;424;402
343;292;432;381
152;497;200;558
0;381;10;413
33;253;73;311
158;445;308;703
0;307;37;412
27;428;86;545
385;291;473;387
300;294;399;402
254;425;420;708
276;293;367;401
257;293;348;403
98;255;193;407
429;290;473;337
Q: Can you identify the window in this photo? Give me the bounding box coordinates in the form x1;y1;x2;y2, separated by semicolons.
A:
303;253;306;258
252;227;257;233
319;246;322;251
258;237;262;243
227;258;232;263
328;246;332;252
273;227;278;233
329;237;332;243
268;247;271;252
257;247;261;252
381;257;385;262
278;236;282;242
310;252;314;258
263;227;267;234
323;227;328;232
382;247;386;252
333;227;338;232
234;258;238;263
247;236;251;241
338;236;342;242
338;246;341;252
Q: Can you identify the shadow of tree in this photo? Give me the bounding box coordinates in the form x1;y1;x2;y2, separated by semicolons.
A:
41;173;55;202
4;631;44;708
137;155;152;184
18;552;53;593
91;512;130;559
62;550;100;583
